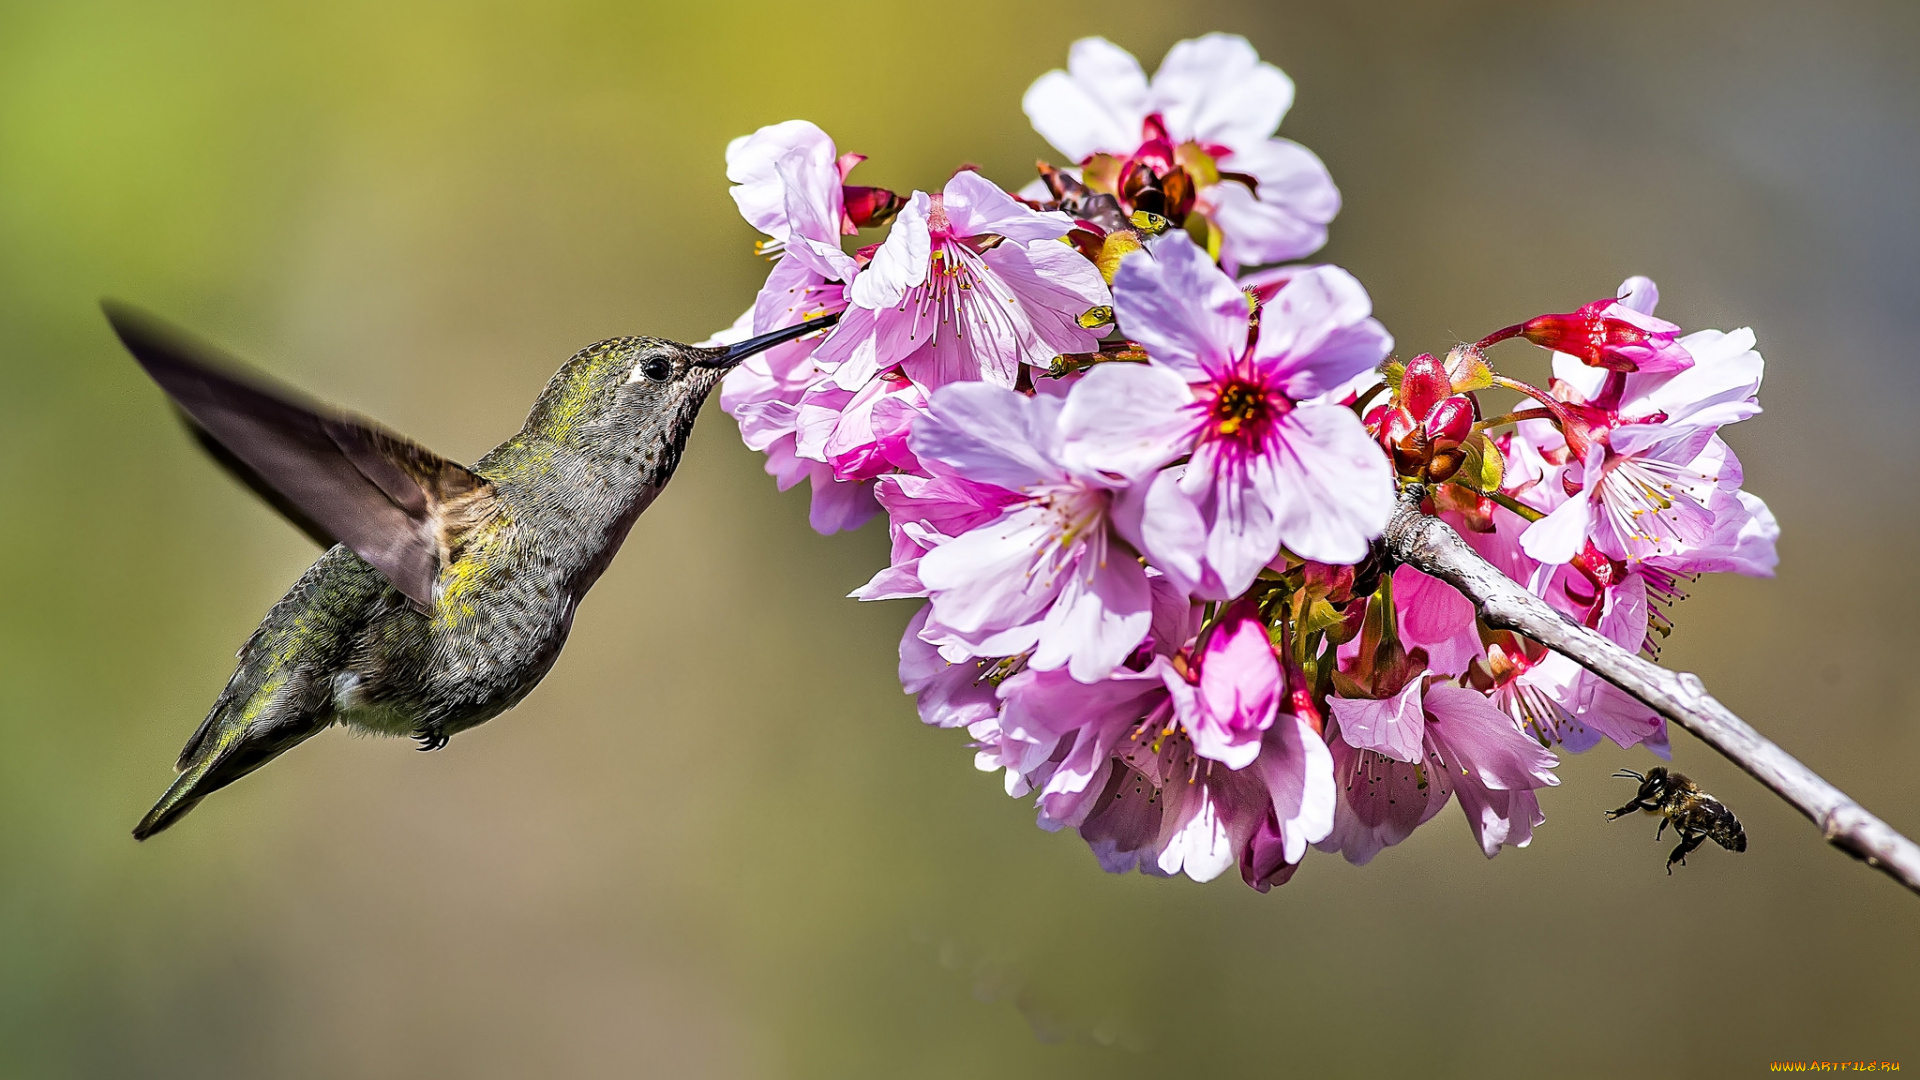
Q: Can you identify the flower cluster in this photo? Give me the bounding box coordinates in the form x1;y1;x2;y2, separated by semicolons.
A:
710;35;1778;890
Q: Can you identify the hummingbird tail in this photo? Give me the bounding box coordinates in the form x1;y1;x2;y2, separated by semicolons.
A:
132;701;333;841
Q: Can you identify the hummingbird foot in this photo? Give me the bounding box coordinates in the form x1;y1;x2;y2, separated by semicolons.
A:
413;726;449;752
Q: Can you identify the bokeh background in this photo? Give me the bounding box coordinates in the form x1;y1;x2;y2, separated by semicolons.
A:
2;1;1917;1076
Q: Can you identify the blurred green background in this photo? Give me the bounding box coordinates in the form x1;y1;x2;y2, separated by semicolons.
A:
2;0;1917;1076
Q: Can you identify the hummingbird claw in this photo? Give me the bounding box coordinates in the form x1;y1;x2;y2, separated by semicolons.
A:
413;727;449;752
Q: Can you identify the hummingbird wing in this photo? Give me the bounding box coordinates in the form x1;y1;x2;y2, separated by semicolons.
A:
105;301;496;612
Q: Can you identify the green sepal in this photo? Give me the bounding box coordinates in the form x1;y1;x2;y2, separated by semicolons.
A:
1459;432;1505;493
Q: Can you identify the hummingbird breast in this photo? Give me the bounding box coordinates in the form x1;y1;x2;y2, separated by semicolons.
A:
332;436;667;740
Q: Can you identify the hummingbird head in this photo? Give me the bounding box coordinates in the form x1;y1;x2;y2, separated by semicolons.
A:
518;314;839;449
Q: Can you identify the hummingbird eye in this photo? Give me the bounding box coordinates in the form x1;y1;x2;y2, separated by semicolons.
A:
640;356;673;383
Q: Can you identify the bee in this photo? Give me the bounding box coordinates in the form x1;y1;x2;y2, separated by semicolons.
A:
1606;767;1747;873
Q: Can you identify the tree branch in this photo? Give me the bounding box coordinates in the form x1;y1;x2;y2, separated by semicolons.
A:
1381;486;1920;896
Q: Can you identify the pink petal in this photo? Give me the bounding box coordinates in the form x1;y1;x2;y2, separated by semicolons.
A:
1190;610;1283;768
1318;732;1451;865
918;505;1061;635
1110;232;1246;380
1422;684;1559;792
1135;466;1214;598
1328;678;1425;764
1251;265;1391;400
912;382;1064;488
1392;565;1483;677
1057;362;1197;481
941;170;1075;243
1253;713;1337;863
979;238;1111;354
1030;540;1154;682
1260;403;1395;565
898;606;998;728
806;471;877;534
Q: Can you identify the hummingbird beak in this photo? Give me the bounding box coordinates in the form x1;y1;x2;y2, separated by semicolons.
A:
693;312;842;370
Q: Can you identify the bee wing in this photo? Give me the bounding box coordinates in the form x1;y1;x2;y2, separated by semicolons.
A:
106;301;494;612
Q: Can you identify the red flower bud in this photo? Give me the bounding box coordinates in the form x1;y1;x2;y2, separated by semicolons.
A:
1521;299;1655;373
1400;352;1451;419
843;185;906;229
1423;395;1474;450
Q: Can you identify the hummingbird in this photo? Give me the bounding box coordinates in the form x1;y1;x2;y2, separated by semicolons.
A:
106;303;837;840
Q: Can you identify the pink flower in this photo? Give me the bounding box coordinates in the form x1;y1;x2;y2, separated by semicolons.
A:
715;121;882;534
906;380;1153;683
1078;689;1331;883
1068;233;1394;593
1520;289;1773;570
815;171;1109;392
1022;34;1340;272
1161;600;1283;768
794;372;925;484
1324;681;1558;862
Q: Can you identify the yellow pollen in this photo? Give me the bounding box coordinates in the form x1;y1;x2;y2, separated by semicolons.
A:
1212;381;1267;437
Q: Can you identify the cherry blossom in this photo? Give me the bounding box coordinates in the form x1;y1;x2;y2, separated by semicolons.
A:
1074;232;1394;591
1023;34;1340;272
815;170;1109;393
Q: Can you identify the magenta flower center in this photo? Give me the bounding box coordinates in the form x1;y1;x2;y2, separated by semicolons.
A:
1202;375;1285;447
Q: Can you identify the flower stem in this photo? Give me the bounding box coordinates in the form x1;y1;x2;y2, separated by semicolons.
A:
1472;406;1559;433
1476;486;1547;523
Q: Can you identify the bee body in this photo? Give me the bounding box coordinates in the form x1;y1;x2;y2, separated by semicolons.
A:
1606;767;1747;873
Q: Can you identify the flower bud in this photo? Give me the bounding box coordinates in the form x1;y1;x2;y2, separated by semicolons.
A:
843;185;906;229
1400;352;1451;419
1519;299;1690;373
1423;396;1474;450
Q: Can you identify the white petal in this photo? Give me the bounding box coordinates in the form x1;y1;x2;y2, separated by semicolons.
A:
1022;38;1151;162
1616;275;1660;315
850;192;931;309
1150;33;1294;147
942;170;1073;243
1519;491;1593;565
726;120;836;239
1204;179;1329;272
